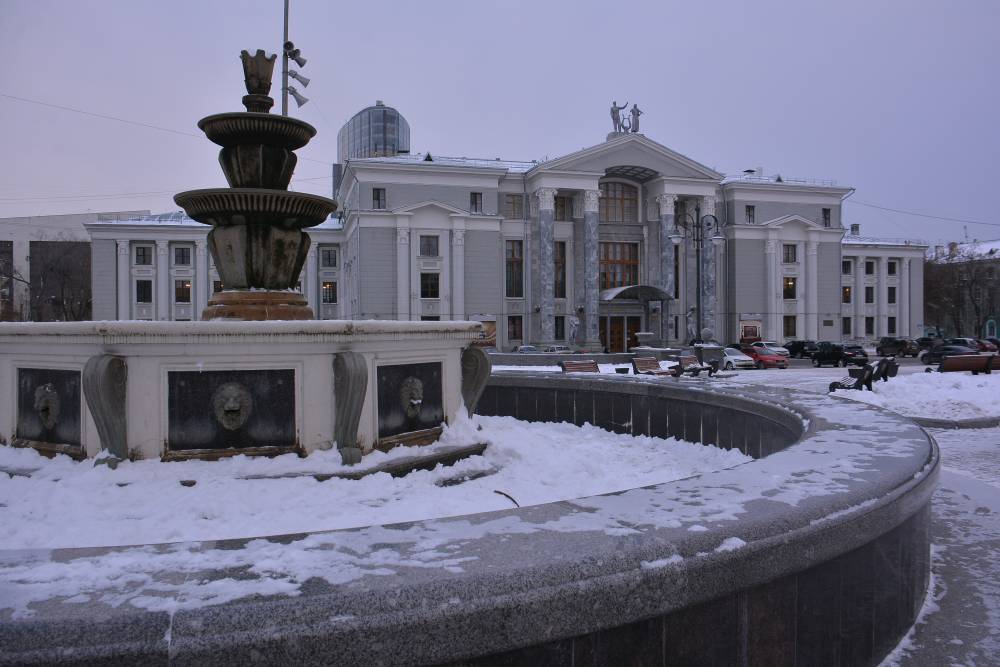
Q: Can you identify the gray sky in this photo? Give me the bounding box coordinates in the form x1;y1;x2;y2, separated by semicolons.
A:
1;0;998;245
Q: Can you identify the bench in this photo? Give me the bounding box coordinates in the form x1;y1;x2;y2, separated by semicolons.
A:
829;359;879;392
631;356;674;376
925;354;998;375
874;356;899;383
669;354;717;378
559;359;600;373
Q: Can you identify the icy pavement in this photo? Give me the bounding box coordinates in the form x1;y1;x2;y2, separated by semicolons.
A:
887;427;1000;666
0;415;749;549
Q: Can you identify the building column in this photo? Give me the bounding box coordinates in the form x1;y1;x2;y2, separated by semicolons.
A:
700;196;718;338
582;190;601;348
855;255;866;339
878;257;888;336
536;188;557;344
396;227;410;320
304;245;319;318
901;258;911;336
155;240;169;321
806;241;819;340
765;239;778;340
451;228;465;320
195;239;208;319
656;193;677;343
116;240;130;320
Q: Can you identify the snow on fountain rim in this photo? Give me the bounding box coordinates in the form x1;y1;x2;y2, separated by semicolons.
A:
0;414;753;550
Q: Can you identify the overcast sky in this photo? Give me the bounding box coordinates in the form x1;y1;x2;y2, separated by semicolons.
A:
1;0;998;245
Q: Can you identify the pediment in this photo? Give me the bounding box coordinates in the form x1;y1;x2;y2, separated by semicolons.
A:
534;134;722;181
760;214;822;229
392;200;467;216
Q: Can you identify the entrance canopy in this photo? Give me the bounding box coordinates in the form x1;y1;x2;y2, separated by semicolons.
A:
600;285;672;302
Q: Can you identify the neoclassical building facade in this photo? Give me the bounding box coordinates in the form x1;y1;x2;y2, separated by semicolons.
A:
84;132;926;351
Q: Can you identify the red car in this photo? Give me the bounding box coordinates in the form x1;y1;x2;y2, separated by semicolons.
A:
740;345;788;369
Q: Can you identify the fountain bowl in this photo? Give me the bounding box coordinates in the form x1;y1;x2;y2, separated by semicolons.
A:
198;113;316;151
174;188;337;229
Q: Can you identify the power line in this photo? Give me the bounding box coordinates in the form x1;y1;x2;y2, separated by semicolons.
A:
847;199;1000;228
0;92;333;166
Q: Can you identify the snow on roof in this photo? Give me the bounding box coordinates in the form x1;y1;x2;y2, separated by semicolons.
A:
721;174;841;188
349;153;537;173
951;239;1000;255
842;234;927;248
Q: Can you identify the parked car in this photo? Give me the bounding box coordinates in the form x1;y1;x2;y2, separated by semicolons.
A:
721;347;756;370
512;345;539;354
920;344;979;365
811;341;844;367
751;341;790;357
785;340;819;359
841;344;870;367
875;337;919;357
741;345;788;369
916;336;942;350
542;345;572;353
946;337;996;353
986;337;1000;350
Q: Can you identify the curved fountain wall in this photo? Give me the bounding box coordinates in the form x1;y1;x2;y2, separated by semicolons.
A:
0;372;937;665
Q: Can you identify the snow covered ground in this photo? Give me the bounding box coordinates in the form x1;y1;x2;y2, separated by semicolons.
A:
0;414;750;549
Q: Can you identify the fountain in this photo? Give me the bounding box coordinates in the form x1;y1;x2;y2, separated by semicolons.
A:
0;50;490;465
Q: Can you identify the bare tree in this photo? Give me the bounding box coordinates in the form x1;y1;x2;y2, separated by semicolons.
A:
28;240;92;322
925;243;1000;337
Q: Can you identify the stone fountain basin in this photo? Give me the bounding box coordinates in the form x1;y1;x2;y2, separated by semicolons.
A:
174;188;337;229
197;112;316;150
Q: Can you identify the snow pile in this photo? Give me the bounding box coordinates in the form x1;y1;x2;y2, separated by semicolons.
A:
834;372;1000;420
0;415;750;549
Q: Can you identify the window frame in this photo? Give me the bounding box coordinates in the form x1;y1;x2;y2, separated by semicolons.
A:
598;182;638;224
502;194;524;220
822;208;831;227
173;246;191;266
507;315;523;341
842;316;852;336
134;245;152;266
783;276;797;300
887;260;897;276
842;259;851;275
554;195;572;222
598;241;640;290
372;187;387;210
321;280;338;304
420;272;440;299
865;260;875;275
554;315;565;341
842;286;852;304
505;240;524;298
418;235;439;258
865;285;875;304
865;316;875;335
782;244;797;264
887;286;896;304
887;316;897;335
135;279;153;304
469;191;483;215
554;241;566;298
745;205;756;224
320;247;338;268
783;315;797;339
173;279;191;304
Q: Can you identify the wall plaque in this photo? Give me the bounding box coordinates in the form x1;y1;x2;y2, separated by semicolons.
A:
167;369;295;451
377;362;443;443
16;368;82;449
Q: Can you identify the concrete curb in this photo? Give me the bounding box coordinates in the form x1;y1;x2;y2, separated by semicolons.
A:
909;415;1000;429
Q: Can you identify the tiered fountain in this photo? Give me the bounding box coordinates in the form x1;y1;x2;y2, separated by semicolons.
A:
175;49;337;320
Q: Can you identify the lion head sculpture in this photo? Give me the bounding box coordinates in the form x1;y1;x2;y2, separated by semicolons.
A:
399;376;424;419
33;383;60;430
212;382;253;431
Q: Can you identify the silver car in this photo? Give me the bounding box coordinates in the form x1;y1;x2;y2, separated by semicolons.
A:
752;341;790;357
721;347;755;370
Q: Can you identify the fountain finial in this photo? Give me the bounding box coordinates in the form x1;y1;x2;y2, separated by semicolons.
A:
239;49;277;113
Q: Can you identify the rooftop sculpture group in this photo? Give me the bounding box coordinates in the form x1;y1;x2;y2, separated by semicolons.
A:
610;100;643;134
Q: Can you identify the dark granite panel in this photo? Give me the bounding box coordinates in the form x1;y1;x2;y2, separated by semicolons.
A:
912;507;932;619
168;369;295;450
742;417;762;459
515;388;538;422
683;402;702;444
451;637;574;667
573;616;662;667
716;410;732;450
873;525;907;658
649;398;671;439
536;389;556;423
795;556;841;666
747;577;796;667
728;410;747;454
666;400;685;441
377;362;444;440
575;390;594;427
496;386;517;418
16;367;82;447
664;594;739;665
631;395;650;437
555;389;575;424
593;391;613;432
609;392;631;434
839;541;875;666
477;385;499;417
700;405;718;447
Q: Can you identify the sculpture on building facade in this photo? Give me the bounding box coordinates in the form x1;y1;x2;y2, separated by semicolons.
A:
629;104;643;133
610;101;629;133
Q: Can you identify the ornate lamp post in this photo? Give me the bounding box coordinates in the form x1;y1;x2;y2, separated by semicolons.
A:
669;214;724;341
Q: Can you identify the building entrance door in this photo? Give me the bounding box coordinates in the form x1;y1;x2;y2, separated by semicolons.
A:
626;316;641;350
609;318;625;353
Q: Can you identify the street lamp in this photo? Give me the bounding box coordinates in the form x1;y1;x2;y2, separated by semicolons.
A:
671;213;723;340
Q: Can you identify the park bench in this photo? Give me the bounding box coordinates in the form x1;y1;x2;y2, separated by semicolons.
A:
925;354;999;375
874;356;899;383
829;359;880;393
631;356;674;376
559;359;600;373
669;354;717;378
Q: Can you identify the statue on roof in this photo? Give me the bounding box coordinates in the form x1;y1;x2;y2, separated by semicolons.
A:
629;104;643;133
610;101;628;133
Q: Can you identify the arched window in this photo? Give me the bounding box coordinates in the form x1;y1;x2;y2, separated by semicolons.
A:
599;182;638;223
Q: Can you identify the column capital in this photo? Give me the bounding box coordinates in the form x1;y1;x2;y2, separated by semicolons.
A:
655;193;677;213
195;238;207;252
116;240;130;255
155;239;169;254
452;229;466;246
583;189;600;213
765;240;777;254
807;240;819;255
535;188;558;210
396;228;410;244
701;195;716;216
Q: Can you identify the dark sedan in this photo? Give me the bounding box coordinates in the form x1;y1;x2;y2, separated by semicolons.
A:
919;345;979;365
785;340;819;359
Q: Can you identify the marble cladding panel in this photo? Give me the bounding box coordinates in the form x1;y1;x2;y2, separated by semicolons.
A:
376;362;443;440
167;369;295;450
16;368;82;448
